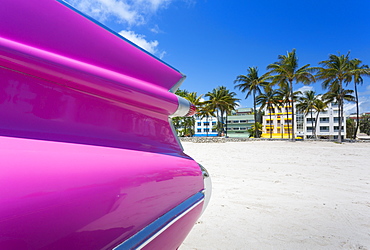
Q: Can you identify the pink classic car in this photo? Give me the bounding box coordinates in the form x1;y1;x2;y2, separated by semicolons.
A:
0;0;211;249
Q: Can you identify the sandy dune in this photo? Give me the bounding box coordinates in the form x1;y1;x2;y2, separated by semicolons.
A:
180;141;370;250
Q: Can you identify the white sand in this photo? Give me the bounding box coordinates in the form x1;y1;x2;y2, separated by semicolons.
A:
180;141;370;250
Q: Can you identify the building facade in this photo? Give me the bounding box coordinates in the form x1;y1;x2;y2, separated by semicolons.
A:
261;103;295;139
304;102;345;140
226;108;255;138
261;102;346;140
193;115;218;137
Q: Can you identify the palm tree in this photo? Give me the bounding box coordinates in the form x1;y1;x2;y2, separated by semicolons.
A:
173;89;201;137
205;86;240;136
247;122;262;138
267;49;316;141
296;90;320;139
186;92;204;110
312;99;328;139
198;103;215;137
348;59;370;139
234;67;269;138
256;86;279;138
275;81;301;139
316;53;352;142
322;86;355;141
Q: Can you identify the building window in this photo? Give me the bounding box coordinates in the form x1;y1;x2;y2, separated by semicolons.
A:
197;122;201;126
333;117;344;123
204;128;210;132
320;126;329;132
197;128;201;132
239;127;246;130
334;126;344;132
320;117;329;122
212;121;216;125
240;120;247;123
307;127;313;131
203;122;209;126
307;118;316;122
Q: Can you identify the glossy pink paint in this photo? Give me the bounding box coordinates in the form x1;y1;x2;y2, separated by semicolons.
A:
0;136;203;249
0;0;206;249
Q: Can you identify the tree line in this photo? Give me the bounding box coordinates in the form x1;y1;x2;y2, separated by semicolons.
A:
172;49;370;142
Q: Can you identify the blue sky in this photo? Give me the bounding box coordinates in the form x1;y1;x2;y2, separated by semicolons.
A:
64;0;370;114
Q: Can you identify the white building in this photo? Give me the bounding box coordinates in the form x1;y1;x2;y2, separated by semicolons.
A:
261;101;346;140
304;102;345;140
194;116;218;137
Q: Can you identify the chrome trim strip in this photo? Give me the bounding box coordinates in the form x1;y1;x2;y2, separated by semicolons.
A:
169;74;186;93
169;95;191;117
113;192;204;250
198;164;212;214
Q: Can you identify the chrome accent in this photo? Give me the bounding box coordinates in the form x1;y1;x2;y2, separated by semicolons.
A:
113;192;204;250
169;95;191;117
169;74;186;93
199;164;212;214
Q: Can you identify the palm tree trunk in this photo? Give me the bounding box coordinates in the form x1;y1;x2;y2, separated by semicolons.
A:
354;81;360;139
314;111;320;139
206;115;209;137
269;104;272;139
286;100;291;139
220;109;225;136
289;79;295;141
338;97;342;143
216;109;220;136
225;114;228;137
253;89;258;138
310;110;314;139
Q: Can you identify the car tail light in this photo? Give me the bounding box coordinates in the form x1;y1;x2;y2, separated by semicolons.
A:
170;96;196;117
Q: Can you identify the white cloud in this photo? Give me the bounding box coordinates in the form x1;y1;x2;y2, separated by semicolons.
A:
150;24;163;34
296;85;314;94
119;30;166;58
65;0;172;26
344;96;370;115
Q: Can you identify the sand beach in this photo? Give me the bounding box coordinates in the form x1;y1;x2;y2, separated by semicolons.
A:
180;141;370;250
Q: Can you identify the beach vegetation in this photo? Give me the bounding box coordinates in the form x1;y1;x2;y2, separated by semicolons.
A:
316;53;353;142
276;82;301;139
360;114;370;135
234;67;269;138
347;59;370;139
197;103;215;137
267;49;316;141
247;122;262;138
205;86;240;136
346;118;356;139
256;86;279;139
312;99;328;139
296;90;320;139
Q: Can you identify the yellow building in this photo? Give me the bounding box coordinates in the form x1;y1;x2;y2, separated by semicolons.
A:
261;103;294;139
